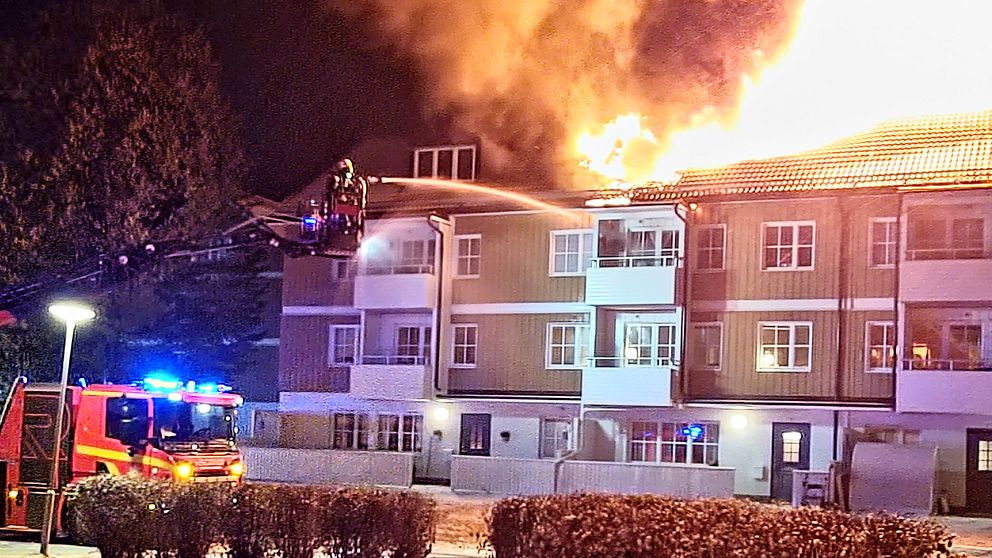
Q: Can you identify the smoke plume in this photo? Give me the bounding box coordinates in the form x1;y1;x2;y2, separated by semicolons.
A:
333;0;801;187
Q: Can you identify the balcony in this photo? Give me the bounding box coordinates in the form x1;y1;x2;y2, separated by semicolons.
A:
353;264;437;310
581;357;674;406
898;359;992;414
349;355;431;401
585;256;679;306
900;257;992;303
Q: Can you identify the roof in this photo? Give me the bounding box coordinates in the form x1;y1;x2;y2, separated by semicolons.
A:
605;110;992;204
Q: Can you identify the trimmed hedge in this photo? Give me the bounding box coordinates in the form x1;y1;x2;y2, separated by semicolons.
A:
68;475;436;558
488;494;963;558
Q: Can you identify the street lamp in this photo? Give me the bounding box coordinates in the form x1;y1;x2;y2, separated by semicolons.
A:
40;302;95;556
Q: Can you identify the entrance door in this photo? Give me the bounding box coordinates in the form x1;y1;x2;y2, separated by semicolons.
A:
966;428;992;513
771;422;811;501
459;413;491;456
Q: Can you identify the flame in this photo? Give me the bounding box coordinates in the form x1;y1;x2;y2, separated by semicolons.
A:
578;0;992;183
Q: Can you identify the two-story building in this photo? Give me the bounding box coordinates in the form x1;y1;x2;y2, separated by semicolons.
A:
267;112;992;512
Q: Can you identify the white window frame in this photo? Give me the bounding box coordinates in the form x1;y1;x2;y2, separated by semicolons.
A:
695;224;726;271
376;413;423;452
328;325;360;366
413;145;477;181
451;324;478;368
332;259;353;280
395;325;431;365
864;321;896;373
979;440;992;472
545;323;589;369
691;322;723;371
624;323;677;367
548;229;594;276
332;412;370;450
630;420;719;465
757;321;813;372
539;418;574;459
868;217;898;269
761;221;816;271
454;234;481;278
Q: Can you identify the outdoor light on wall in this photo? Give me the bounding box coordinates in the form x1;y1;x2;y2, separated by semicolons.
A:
432;405;450;422
730;414;749;430
500;431;511;442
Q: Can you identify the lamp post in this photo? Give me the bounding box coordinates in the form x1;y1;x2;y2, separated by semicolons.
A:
40;302;95;556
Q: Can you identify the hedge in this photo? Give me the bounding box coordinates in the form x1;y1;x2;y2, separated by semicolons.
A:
488;494;963;558
68;475;436;558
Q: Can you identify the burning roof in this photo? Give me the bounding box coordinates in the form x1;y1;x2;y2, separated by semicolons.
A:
591;110;992;205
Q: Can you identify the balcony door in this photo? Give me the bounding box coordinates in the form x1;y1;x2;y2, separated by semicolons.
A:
396;326;431;365
624;324;676;367
626;228;680;267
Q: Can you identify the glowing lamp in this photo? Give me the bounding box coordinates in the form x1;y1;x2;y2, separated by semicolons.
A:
624;347;640;361
167;392;182;402
730;414;749;430
432;406;450;422
196;403;212;414
48;303;96;324
228;462;244;477
7;489;18;500
761;352;777;368
175;462;194;479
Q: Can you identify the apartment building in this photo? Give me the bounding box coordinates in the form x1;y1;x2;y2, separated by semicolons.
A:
272;112;992;512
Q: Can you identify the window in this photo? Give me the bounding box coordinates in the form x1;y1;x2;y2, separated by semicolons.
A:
329;325;359;365
396;326;431;365
763;222;815;270
455;235;481;278
624;324;676;367
332;413;369;450
758;322;812;371
377;413;423;452
105;397;149;442
865;322;896;372
692;323;723;369
332;259;353;280
631;421;719;465
397;239;436;274
540;418;573;459
546;323;589;368
696;225;726;271
413;145;476;181
908;216;985;260
549;230;593;275
979;440;992;472
869;218;898;268
782;431;802;463
452;324;478;367
864;426;921;445
626;229;680;267
949;324;982;368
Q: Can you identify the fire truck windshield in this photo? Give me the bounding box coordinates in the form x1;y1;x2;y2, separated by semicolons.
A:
152;400;235;447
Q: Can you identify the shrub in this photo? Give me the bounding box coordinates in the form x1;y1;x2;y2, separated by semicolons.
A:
69;477;435;558
487;494;963;558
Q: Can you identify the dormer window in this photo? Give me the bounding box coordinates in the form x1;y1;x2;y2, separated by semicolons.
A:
413;145;476;181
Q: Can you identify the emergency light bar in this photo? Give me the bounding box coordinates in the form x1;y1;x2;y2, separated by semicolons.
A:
139;375;233;395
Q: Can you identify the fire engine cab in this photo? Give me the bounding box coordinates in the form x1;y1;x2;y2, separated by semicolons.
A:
0;375;243;534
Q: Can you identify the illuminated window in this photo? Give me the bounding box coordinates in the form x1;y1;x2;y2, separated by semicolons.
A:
758;322;812;371
631;421;719;465
540;418;573;459
627;229;680;267
546;323;589;368
550;230;593;275
869;218;898;267
413;145;476;181
865;322;896;372
696;225;726;270
332;413;369;450
762;222;815;270
455;235;481;277
329;325;359;365
377;413;423;452
624;324;676;367
782;431;802;463
692;323;723;369
630;421;659;462
451;324;478;367
979;441;992;472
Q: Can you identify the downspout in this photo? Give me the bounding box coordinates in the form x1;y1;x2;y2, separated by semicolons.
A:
892;193;904;402
672;203;691;405
553;404;586;493
428;214;449;392
833;196;850;461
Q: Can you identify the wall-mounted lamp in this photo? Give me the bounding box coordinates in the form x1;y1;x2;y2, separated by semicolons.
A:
432;405;450;422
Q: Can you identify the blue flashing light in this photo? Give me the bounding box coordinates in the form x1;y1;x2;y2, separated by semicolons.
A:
680;424;704;440
78;378;88;388
143;375;182;392
199;383;217;394
140;373;234;396
167;392;183;402
302;216;319;232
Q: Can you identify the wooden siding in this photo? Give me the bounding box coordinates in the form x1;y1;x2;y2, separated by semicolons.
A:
452;212;592;304
282;256;354;306
689;195;898;301
278;315;356;392
446;313;586;394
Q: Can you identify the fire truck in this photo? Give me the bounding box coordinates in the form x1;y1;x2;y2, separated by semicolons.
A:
0;376;243;533
0;158;370;535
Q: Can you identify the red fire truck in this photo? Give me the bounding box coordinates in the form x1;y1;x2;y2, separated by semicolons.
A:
0;376;244;534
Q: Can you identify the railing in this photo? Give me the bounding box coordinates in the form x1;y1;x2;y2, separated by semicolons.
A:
902;358;992;371
586;356;676;368
362;262;435;275
590;254;681;268
905;247;987;261
360;355;430;366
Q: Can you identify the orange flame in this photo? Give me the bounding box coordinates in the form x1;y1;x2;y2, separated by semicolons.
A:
578;0;992;183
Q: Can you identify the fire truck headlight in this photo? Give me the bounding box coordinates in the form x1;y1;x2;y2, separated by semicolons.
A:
228;462;244;477
175;462;194;479
7;489;18;500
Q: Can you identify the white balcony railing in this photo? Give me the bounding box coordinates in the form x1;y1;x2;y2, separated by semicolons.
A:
353;270;437;309
590;255;681;268
362;262;435;275
585;257;679;306
586;356;677;368
582;358;674;407
360;355;430;366
902;358;992;372
350;358;431;400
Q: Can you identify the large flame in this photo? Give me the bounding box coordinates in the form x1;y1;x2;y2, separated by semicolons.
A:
578;0;992;183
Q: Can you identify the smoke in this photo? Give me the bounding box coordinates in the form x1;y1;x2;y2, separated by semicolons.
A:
332;0;801;187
